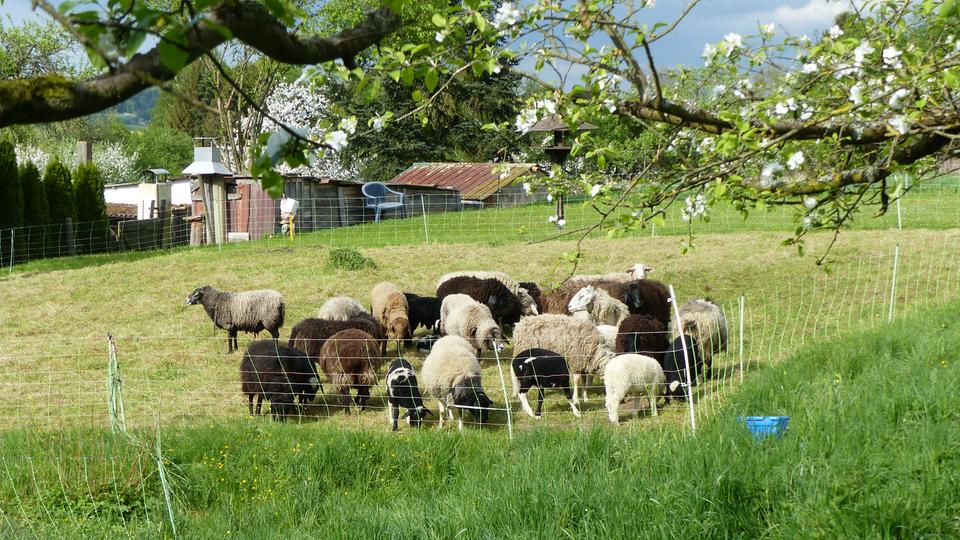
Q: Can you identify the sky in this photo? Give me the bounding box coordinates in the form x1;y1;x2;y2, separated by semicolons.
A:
2;0;848;68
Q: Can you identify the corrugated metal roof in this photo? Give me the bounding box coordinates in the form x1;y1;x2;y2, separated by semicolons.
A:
387;163;535;200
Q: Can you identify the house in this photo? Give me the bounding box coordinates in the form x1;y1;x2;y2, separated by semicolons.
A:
387;162;540;207
103;177;193;219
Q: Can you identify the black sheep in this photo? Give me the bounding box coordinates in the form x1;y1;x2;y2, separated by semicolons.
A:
662;335;702;398
288;316;387;360
436;276;523;326
385;358;432;430
589;279;671;327
615;314;670;362
404;293;442;334
518;281;544;314
511;348;582;419
240;340;321;420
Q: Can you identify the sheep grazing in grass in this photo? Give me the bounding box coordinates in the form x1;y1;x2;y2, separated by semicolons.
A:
661;335;702;398
186;285;285;353
436;276;524;326
512;314;615;403
511;348;581;419
385;358;432;430
420;336;494;429
440;294;506;353
404;293;442;334
318;328;382;414
568;285;631;326
371;282;411;343
437;271;538;315
568;262;654;285
317;296;368;321
604;353;665;424
616;314;670;362
240;340;321;421
674;298;727;377
288;317;387;360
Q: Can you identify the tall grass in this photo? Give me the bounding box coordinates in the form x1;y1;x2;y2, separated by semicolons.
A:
3;300;958;537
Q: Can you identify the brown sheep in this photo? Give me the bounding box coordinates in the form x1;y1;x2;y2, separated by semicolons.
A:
318;329;382;413
372;282;412;343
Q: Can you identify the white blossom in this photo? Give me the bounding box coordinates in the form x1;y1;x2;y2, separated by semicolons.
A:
536;99;557;115
698;137;715;153
371;116;386;132
642;0;655;6
853;40;875;67
786;151;805;170
522;182;531;195
724;33;743;52
774;98;795;116
802;62;818;74
760;162;784;187
325;130;349;152
494;2;521;29
761;23;775;37
803;196;818;209
492;64;502;74
547;193;553;202
602;99;616;113
828;25;844;39
547;215;557;223
888;115;909;135
712;84;726;96
435;31;445;43
889;88;911;110
92;143;139;185
882;46;902;69
14;145;50;175
702;43;717;64
339;117;358;136
515;108;538;134
849;82;865;105
802;215;814;229
799;105;813;121
590;184;602;197
680;194;707;221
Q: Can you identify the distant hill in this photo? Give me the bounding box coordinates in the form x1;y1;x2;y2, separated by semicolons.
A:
110;87;159;127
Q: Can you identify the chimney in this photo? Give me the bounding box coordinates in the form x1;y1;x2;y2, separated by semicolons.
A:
182;137;233;176
76;141;92;164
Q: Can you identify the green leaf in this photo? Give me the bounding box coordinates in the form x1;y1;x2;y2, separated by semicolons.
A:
261;170;285;198
158;38;190;71
383;0;404;14
124;31;147;57
432;14;446;27
424;68;438;92
400;67;414;86
387;70;401;83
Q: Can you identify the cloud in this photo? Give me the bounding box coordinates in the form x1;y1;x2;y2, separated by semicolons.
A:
761;0;850;32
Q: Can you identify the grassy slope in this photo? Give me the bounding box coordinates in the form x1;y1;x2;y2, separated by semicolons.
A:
2;299;958;538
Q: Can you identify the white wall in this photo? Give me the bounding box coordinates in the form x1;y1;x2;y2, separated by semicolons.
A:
104;179;193;219
103;183;140;205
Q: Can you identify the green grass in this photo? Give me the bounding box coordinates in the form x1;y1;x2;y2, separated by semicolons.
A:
3;299;958;537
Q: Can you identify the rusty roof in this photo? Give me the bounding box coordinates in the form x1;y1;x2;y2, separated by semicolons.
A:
387;163;535;200
106;203;137;218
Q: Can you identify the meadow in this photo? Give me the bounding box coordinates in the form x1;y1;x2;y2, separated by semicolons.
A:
1;187;959;536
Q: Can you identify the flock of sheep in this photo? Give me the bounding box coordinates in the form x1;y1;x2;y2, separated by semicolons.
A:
185;262;728;429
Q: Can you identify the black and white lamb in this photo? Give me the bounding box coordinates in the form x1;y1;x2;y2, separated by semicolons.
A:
404;292;442;334
240;340;321;420
436;276;524;326
385;358;432;430
186;285;285;353
511;348;581;419
661;335;702;399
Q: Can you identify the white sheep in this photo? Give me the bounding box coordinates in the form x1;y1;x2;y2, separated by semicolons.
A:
420;336;494;430
317;296;368;321
595;324;618;352
674;298;728;376
437;271;538;315
512;314;615;403
603;353;665;424
568;262;653;285
440;294;504;353
568;285;630;326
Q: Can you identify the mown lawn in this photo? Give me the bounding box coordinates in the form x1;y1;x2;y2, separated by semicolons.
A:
2;298;958;537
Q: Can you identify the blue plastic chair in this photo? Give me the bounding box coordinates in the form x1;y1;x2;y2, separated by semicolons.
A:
362;182;406;222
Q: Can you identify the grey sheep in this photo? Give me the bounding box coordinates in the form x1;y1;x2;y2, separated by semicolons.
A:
568;285;631;326
317;296;369;321
186;285;285;353
512;314;615;403
420;335;494;430
674;298;728;377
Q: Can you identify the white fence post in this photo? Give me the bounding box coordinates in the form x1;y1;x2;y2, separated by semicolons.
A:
8;229;13;274
888;244;900;322
420;195;429;245
668;284;696;434
491;346;513;440
738;294;745;384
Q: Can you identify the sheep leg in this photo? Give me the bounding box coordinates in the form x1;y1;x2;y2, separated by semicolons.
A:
649;386;658;417
227;329;237;353
606;395;619;425
535;387;545;418
581;373;590;402
571;374;580;406
255;395;263;415
632;396;641;418
269;328;280;342
518;391;537;419
388;402;398;431
436;400;446;429
457;407;464;432
340;387;352;415
568;399;582;418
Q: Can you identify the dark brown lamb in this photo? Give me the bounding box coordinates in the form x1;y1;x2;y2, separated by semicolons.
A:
288;316;387;360
436;276;523;326
318;329;382;413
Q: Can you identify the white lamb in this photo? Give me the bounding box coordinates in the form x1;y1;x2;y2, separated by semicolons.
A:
604;353;666;424
568;285;630;326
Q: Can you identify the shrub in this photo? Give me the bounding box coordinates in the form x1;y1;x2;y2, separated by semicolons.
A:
74;162;107;223
19;161;49;225
44;160;75;224
325;247;377;271
0;140;23;229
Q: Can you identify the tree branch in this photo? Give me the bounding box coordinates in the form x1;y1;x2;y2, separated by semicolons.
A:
0;3;400;128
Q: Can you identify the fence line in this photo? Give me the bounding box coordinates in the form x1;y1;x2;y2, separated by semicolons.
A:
3;183;960;269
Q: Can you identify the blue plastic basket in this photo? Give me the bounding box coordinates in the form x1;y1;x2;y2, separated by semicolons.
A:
739;416;790;441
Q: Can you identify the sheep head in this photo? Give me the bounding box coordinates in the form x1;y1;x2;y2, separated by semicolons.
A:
402;406;432;427
567;285;597;314
626;263;653;279
389;317;411;341
185;285;212;306
453;383;494;425
516;288;539;315
476;320;506;352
